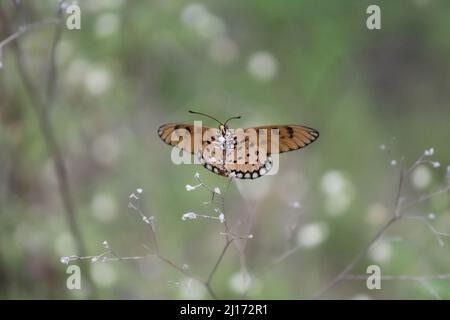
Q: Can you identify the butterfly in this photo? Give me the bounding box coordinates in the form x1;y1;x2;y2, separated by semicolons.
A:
158;110;319;179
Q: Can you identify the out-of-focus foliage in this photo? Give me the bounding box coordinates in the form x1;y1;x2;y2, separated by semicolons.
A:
0;0;449;299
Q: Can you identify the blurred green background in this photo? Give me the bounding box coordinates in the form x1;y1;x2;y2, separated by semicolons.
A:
0;0;449;299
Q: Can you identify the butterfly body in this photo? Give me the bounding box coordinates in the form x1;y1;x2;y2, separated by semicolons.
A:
158;113;319;179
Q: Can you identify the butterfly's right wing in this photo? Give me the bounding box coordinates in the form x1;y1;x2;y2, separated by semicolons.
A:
158;123;220;155
251;125;319;154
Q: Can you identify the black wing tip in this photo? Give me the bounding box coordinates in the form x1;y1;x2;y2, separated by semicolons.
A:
307;129;319;145
298;126;319;148
301;125;319;141
157;124;167;137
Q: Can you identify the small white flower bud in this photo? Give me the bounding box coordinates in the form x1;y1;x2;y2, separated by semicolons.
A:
219;213;225;223
60;256;70;264
136;188;143;194
182;212;197;221
142;216;153;224
424;148;434;157
214;187;221;195
185;184;196;191
431;161;440;168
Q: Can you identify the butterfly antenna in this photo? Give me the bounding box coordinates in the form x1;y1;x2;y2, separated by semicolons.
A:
188;110;224;126
224;115;241;126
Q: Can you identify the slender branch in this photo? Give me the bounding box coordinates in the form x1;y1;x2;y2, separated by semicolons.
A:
404;215;450;246
0;2;97;295
197;175;238;298
46;8;64;105
272;244;304;265
207;239;233;284
314;167;406;299
156;254;207;284
314;216;398;299
67;170;243;299
62;253;156;264
400;186;450;214
145;252;219;299
314;150;450;299
0;18;61;50
272;205;306;265
128;196;217;297
393;168;404;218
128;201;159;252
128;199;213;296
421;280;442;300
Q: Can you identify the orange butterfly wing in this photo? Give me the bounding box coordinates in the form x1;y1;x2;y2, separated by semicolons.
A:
157;123;220;154
248;125;319;154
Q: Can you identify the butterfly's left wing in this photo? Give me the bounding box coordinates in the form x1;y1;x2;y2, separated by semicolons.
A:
158;123;219;154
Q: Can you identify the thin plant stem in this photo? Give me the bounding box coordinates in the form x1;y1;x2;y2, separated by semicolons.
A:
314;168;405;299
0;2;97;296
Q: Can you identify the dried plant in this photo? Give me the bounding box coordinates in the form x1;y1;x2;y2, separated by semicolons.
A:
62;173;256;299
314;146;450;299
